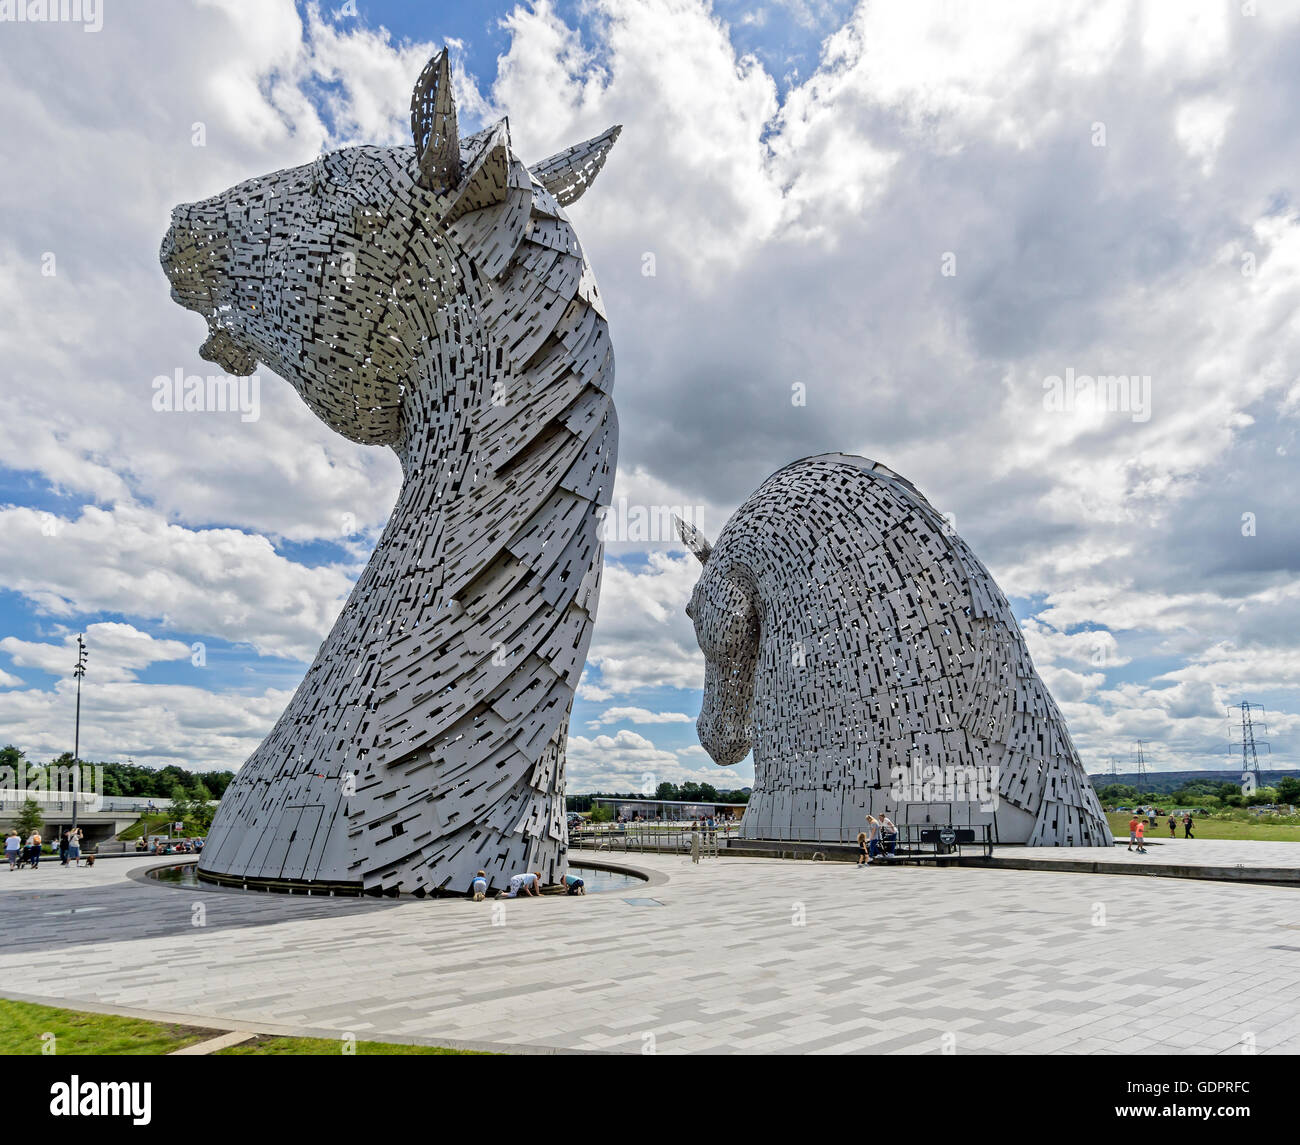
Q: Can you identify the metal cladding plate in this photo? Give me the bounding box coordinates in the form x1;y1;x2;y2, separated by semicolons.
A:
680;454;1111;847
160;51;620;894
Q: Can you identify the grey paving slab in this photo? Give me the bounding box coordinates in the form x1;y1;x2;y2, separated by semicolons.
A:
1;849;1299;1054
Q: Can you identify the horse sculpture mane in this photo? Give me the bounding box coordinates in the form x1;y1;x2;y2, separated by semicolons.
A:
161;49;620;894
678;454;1110;847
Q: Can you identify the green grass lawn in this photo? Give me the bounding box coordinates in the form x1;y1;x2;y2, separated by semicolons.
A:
0;999;217;1055
0;999;487;1055
217;1035;487;1055
117;814;208;841
1105;812;1300;843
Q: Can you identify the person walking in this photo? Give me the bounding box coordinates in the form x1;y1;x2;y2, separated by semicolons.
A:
1134;818;1148;854
67;828;83;867
856;831;870;868
4;829;19;871
26;831;42;869
1127;813;1140;851
1168;814;1176;838
690;825;702;865
1183;813;1195;839
59;830;70;866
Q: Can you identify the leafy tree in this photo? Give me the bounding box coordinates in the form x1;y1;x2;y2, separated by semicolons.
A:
193;770;235;799
1096;783;1140;804
588;803;613;823
0;744;24;770
166;784;190;826
1276;776;1300;807
156;765;192;794
654;781;679;801
188;782;215;830
15;797;43;839
1246;786;1278;806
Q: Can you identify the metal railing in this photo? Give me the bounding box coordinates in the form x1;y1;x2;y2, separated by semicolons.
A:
872;823;994;861
570;822;733;856
0;793;215;814
569;820;993;861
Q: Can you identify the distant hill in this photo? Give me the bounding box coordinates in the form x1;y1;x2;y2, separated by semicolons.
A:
1088;769;1300;795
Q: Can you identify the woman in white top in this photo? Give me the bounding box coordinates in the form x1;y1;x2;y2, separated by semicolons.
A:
878;815;898;857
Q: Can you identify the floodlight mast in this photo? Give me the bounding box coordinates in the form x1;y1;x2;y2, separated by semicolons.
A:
71;633;88;832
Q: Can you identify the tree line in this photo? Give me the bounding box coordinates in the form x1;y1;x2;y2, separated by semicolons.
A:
0;745;234;801
565;782;751;813
1094;778;1300;809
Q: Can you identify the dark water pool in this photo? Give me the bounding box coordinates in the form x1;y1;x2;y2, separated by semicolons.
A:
149;863;643;895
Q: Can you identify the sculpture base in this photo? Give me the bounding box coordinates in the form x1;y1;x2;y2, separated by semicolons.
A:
196;866;368;896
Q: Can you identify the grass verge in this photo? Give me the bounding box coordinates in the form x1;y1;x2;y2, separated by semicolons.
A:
0;999;489;1055
0;998;217;1055
1106;812;1300;843
216;1034;487;1055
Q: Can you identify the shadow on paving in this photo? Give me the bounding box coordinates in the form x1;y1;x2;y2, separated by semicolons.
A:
0;876;404;954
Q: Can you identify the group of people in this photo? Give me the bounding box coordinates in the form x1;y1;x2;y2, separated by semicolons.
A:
4;827;87;869
468;869;586;900
1127;811;1195;852
135;836;203;855
855;814;898;866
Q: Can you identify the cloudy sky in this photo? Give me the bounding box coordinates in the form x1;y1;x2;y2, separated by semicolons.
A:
0;0;1297;789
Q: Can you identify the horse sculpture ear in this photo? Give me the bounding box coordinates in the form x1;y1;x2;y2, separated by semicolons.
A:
442;119;513;223
411;48;461;194
531;125;622;205
674;515;713;564
412;49;514;220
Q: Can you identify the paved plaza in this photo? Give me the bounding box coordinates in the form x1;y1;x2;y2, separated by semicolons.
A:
969;837;1300;884
1;847;1298;1054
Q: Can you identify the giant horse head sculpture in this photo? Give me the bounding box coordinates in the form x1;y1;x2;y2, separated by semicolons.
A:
677;454;1110;847
162;50;621;895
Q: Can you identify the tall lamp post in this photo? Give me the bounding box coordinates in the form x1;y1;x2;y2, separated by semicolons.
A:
71;633;88;833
